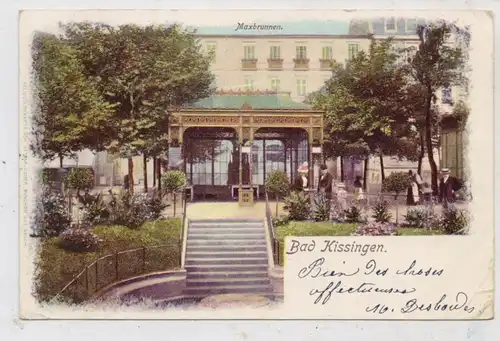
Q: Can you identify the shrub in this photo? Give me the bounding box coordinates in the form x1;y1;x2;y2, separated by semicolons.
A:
162;170;187;194
143;197;168;220
313;192;331;221
33;186;72;237
329;200;346;223
404;205;439;229
438;204;470;235
107;190;150;228
344;202;364;223
77;192;110;227
372;196;393;223
272;215;290;227
66;168;94;193
382;172;411;199
352;222;399;236
284;191;311;221
59;228;101;252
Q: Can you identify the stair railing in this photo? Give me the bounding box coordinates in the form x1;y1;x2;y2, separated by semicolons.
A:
180;188;189;268
264;190;280;266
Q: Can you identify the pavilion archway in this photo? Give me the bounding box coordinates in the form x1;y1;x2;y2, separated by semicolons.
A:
250;127;309;187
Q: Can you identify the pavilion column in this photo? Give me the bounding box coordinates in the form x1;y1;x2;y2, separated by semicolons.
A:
308;129;314;190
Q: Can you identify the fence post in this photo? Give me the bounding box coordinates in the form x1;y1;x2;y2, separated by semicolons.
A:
142;246;146;273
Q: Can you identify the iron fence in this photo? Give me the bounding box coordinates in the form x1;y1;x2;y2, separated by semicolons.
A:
51;243;181;304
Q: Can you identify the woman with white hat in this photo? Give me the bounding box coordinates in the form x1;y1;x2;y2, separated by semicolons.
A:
292;161;309;192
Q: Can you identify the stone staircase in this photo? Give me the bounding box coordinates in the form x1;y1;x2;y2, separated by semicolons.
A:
184;219;275;298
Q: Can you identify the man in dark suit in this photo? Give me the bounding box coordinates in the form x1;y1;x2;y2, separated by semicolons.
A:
317;164;334;199
439;168;462;206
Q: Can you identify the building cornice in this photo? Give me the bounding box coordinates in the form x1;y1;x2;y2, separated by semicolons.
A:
196;34;373;39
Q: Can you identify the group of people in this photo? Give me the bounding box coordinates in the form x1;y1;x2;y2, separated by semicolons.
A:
292;161;463;208
290;161;356;201
406;168;463;206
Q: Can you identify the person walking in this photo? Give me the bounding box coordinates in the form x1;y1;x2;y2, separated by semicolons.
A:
317;164;334;199
438;168;462;206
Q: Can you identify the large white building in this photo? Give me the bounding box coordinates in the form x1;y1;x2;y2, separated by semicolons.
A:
194;20;371;102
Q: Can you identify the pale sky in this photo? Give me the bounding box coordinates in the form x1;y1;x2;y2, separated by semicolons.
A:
19;10;478;34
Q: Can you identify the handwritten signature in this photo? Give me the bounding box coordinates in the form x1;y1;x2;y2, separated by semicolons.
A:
309;281;416;305
366;292;475;314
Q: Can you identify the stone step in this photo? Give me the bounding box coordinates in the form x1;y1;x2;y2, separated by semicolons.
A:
187;251;268;259
186;257;268;266
187;270;269;279
187;277;271;287
187;239;266;246
189;223;264;229
183;284;273;296
188;234;266;240
185;264;268;272
189;219;263;224
189;228;265;235
187;245;268;252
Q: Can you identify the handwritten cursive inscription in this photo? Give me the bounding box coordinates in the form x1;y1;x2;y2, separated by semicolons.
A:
396;260;444;277
309;281;416;305
298;257;359;279
401;292;475;314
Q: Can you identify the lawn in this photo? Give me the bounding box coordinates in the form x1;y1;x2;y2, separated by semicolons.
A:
274;221;443;265
34;218;182;303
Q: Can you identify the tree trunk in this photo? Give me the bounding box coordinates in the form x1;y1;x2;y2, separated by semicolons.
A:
59;154;63;168
275;194;279;217
152;156;157;187
340;156;344;182
157;157;162;197
143;154;148;193
424;87;439;194
363;157;369;190
127;157;134;194
379;153;385;182
417;132;425;175
173;192;177;216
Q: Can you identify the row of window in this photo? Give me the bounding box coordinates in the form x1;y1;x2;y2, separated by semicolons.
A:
205;43;361;62
384;18;418;33
242;77;308;96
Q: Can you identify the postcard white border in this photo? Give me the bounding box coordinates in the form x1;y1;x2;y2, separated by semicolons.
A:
2;0;499;340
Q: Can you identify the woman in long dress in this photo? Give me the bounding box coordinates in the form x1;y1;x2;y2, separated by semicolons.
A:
406;170;420;205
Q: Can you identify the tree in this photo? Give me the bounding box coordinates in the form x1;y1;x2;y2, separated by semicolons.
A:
265;170;290;216
310;39;414;186
63;23;215;193
31;32;114;166
408;21;470;193
162;170;187;216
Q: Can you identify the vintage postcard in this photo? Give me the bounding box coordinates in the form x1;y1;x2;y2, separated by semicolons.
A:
19;9;494;319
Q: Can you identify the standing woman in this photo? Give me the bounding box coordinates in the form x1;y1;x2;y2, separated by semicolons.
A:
353;175;363;200
292;162;309;192
406;170;419;205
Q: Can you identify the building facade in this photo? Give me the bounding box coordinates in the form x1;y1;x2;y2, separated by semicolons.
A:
194;20;372;102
